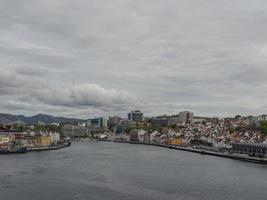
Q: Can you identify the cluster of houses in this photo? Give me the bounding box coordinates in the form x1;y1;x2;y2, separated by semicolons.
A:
107;115;267;154
2;111;267;158
0;131;61;149
136;129;184;146
110;129;189;147
180;116;267;145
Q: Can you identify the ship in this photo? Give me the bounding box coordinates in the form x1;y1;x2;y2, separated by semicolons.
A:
0;141;27;154
65;139;72;147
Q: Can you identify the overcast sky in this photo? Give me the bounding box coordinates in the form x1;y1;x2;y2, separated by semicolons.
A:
1;0;267;119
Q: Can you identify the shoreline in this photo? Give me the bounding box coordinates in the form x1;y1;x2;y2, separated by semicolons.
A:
27;144;68;152
0;143;71;154
101;140;267;164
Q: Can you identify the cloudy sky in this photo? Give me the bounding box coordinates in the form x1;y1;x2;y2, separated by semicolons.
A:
1;0;267;119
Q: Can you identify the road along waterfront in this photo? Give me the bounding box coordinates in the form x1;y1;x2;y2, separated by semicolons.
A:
104;140;267;164
1;141;267;200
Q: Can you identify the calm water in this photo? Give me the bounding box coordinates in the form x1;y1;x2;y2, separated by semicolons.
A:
0;142;267;200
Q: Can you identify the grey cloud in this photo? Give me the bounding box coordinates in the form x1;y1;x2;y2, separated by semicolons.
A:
1;0;267;118
31;83;140;108
0;68;143;115
15;66;49;76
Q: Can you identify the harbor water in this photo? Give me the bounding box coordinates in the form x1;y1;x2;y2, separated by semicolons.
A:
0;141;267;200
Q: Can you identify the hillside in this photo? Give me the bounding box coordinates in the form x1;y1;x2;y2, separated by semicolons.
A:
0;113;83;125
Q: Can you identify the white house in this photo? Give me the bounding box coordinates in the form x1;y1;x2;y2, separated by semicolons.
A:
50;132;61;145
137;129;146;142
150;131;161;143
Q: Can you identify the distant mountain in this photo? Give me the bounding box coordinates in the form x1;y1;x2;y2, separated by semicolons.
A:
0;113;83;125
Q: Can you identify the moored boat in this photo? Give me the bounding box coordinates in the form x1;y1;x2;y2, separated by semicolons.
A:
67;140;71;146
63;137;71;147
0;146;27;154
11;146;28;154
0;148;10;154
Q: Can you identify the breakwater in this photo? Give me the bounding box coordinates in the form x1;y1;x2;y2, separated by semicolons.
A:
103;140;267;164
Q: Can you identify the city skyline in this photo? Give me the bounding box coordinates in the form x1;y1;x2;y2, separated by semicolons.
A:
1;0;267;118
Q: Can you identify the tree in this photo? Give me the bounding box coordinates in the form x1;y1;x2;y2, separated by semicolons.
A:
228;126;235;134
259;121;267;135
235;126;242;132
151;124;161;132
34;124;46;132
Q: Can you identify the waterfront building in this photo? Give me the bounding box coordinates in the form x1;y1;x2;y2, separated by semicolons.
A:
128;110;143;123
0;135;10;143
144;132;151;143
0;134;12;149
62;124;90;138
24;133;38;147
113;120;138;134
112;134;129;142
130;130;139;142
166;137;184;146
13;132;24;141
150;131;161;143
231;143;267;158
138;129;146;142
35;134;51;147
23;132;52;147
50;132;61;145
90;127;109;139
160;135;168;144
129;129;146;142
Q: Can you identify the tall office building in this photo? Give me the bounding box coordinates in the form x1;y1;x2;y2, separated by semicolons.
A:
128;110;144;122
178;111;194;124
87;117;107;128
